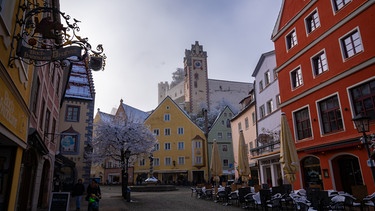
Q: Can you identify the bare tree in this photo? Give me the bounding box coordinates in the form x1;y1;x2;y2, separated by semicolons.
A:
87;119;157;166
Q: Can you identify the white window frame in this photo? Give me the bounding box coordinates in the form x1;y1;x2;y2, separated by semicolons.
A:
178;127;184;135
164;128;171;136
340;28;363;60
290;66;303;89
164;142;171;150
178;156;185;165
178;141;184;150
165;157;172;166
305;9;320;34
164;113;170;121
311;50;329;77
286;28;298;50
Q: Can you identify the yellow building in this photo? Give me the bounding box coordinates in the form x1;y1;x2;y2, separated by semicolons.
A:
0;1;33;210
136;96;208;185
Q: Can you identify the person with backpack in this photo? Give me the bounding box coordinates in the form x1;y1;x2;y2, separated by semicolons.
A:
86;180;101;211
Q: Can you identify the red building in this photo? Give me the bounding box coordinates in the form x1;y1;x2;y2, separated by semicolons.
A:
272;0;375;194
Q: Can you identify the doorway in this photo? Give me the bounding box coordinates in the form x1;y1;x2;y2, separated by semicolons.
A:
332;155;362;193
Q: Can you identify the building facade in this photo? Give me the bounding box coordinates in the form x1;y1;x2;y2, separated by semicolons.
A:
250;51;282;187
58;60;95;189
207;106;236;181
272;0;375;193
0;1;32;209
231;89;257;182
138;96;208;184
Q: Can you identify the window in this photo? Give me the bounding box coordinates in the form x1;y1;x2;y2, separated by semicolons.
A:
305;10;320;34
223;159;229;167
216;132;222;139
226;119;231;128
165;157;172;166
318;95;343;133
164;128;171;136
153;158;160;166
227;132;232;139
31;77;40;115
222;145;228;152
267;100;274;114
178;142;184;150
341;29;363;59
265;71;271;86
40;99;45;130
178;157;185;165
164;114;170;121
294;107;312;140
312;51;328;76
164;143;171;150
51;119;56;143
238;122;242;131
259;81;263;91
273;69;278;80
195;141;201;148
44;109;51;133
178;127;184;135
195;156;202;164
252;112;256;124
350;79;375;120
333;0;351;12
260;105;266;118
139;158;145;166
286;29;298;49
221;120;224;125
154;143;160;151
153;129;160;136
276;95;281;108
66;105;80;122
291;67;303;89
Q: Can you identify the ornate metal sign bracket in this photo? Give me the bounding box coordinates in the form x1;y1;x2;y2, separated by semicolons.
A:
9;0;106;71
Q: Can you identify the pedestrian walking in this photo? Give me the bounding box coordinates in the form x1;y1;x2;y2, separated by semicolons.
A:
72;179;85;211
86;179;101;211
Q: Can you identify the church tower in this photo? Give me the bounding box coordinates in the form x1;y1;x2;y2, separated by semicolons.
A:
183;41;209;114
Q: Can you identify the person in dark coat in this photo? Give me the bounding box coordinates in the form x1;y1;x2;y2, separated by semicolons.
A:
86;180;101;211
72;179;85;211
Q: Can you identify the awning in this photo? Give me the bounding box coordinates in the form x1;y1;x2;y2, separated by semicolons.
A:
303;138;359;154
28;128;49;155
55;153;75;167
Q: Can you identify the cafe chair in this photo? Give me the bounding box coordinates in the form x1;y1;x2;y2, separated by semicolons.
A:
266;194;283;211
363;192;375;211
342;194;361;211
228;191;239;206
329;195;345;211
295;200;310;211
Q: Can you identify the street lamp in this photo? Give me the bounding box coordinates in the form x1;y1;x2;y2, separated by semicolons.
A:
352;114;375;183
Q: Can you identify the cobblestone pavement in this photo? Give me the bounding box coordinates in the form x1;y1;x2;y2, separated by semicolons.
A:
70;185;244;211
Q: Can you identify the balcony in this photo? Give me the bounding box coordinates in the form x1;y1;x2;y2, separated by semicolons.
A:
250;139;280;157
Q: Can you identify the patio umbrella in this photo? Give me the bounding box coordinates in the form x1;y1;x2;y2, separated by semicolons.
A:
279;113;299;183
210;140;222;183
238;130;250;183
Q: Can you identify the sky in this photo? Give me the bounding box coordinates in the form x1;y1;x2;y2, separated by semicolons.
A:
60;1;282;114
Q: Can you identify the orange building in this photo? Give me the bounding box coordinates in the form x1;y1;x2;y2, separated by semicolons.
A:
272;0;375;194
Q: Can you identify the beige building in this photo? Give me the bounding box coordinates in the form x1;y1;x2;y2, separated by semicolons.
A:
231;89;257;181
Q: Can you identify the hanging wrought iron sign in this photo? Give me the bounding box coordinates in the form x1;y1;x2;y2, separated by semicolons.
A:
9;0;106;71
